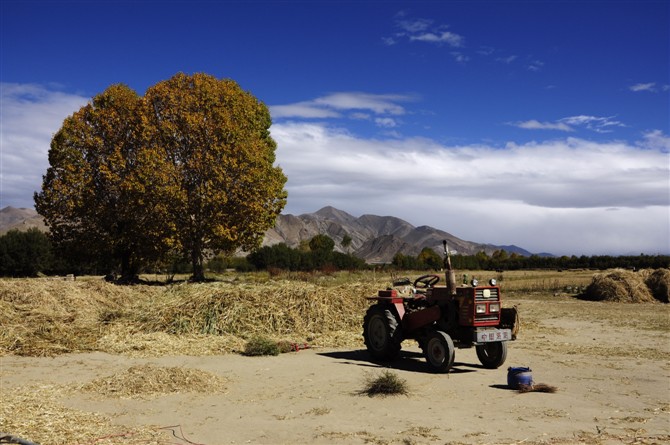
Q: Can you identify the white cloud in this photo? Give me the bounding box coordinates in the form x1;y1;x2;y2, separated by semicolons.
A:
628;82;670;93
559;115;625;133
0;83;88;208
313;92;412;115
629;82;657;92
270;102;341;119
513;120;573;131
637;129;670;151
271;122;669;255
374;117;397;128
271;92;417;121
410;30;464;47
387;15;465;48
511;115;626;133
397;18;432;33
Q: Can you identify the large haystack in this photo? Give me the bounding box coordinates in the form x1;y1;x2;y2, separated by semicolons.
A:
0;277;376;356
584;269;656;303
645;268;670;303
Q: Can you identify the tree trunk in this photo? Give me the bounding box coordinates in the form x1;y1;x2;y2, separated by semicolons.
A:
119;250;140;284
190;250;205;282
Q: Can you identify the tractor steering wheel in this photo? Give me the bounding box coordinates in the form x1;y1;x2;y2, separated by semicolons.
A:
413;274;440;289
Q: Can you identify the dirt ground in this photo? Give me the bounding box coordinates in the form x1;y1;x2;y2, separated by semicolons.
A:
2;298;669;445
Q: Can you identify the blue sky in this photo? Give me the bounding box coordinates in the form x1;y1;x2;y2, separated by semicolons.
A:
1;0;669;256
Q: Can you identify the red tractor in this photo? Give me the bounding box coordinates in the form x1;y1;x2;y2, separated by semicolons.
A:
363;241;519;372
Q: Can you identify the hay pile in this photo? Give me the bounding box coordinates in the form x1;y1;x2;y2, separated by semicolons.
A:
138;281;372;338
79;363;227;398
583;269;664;303
645;268;670;303
0;279;160;356
0;278;375;357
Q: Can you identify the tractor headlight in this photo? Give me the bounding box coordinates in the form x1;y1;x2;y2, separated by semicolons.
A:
475;303;487;314
489;278;497;286
489;303;500;313
471;279;479;287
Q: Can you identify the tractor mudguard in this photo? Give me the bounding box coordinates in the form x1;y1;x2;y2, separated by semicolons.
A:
500;307;520;340
402;305;441;334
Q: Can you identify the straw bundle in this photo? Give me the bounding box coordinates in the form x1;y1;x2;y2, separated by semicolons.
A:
645;268;670;303
584;269;655;303
79;363;227;398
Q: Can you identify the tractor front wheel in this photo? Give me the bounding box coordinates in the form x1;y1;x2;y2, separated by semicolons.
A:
363;305;402;361
422;330;455;373
476;341;508;369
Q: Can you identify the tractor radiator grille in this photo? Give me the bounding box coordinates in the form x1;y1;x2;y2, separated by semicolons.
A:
475;288;499;301
475;315;499;322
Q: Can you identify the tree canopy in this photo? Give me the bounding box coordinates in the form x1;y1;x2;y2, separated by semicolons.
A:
35;73;287;282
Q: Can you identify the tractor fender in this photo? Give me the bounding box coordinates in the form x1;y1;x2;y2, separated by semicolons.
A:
500;306;520;340
402;305;441;334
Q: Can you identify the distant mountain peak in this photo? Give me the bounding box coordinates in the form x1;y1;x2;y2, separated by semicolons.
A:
313;206;357;223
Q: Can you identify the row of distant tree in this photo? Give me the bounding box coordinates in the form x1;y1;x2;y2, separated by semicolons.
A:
1;228;667;278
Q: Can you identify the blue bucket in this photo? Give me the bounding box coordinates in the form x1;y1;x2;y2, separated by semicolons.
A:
507;366;533;389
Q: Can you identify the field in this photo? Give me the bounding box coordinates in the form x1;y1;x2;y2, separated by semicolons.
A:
1;269;668;444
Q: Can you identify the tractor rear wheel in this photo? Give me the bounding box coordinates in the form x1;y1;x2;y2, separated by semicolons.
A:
363;305;402;361
422;330;455;373
476;341;508;369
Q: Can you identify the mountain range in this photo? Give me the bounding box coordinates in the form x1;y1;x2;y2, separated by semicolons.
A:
263;206;537;262
0;205;540;263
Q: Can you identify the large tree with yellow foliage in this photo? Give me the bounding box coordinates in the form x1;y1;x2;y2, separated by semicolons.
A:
36;73;287;282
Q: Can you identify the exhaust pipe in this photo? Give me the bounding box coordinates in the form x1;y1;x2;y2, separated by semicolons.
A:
442;240;457;295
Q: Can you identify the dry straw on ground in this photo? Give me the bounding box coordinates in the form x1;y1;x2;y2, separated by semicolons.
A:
79;363;227;398
0;384;163;445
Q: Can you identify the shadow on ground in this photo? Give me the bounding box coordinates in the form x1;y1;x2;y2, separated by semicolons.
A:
318;349;485;375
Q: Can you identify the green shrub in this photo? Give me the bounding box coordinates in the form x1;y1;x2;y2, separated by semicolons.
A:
243;335;280;356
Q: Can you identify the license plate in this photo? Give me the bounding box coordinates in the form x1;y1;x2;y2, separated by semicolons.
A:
475;329;512;343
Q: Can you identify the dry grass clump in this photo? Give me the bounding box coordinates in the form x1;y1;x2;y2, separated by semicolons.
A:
358;370;409;397
583;269;656;303
645;268;670;303
79;363;227;398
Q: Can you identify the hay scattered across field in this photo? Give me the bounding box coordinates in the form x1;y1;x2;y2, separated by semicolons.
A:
0;384;163;444
79;363;227;398
583;269;656;303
